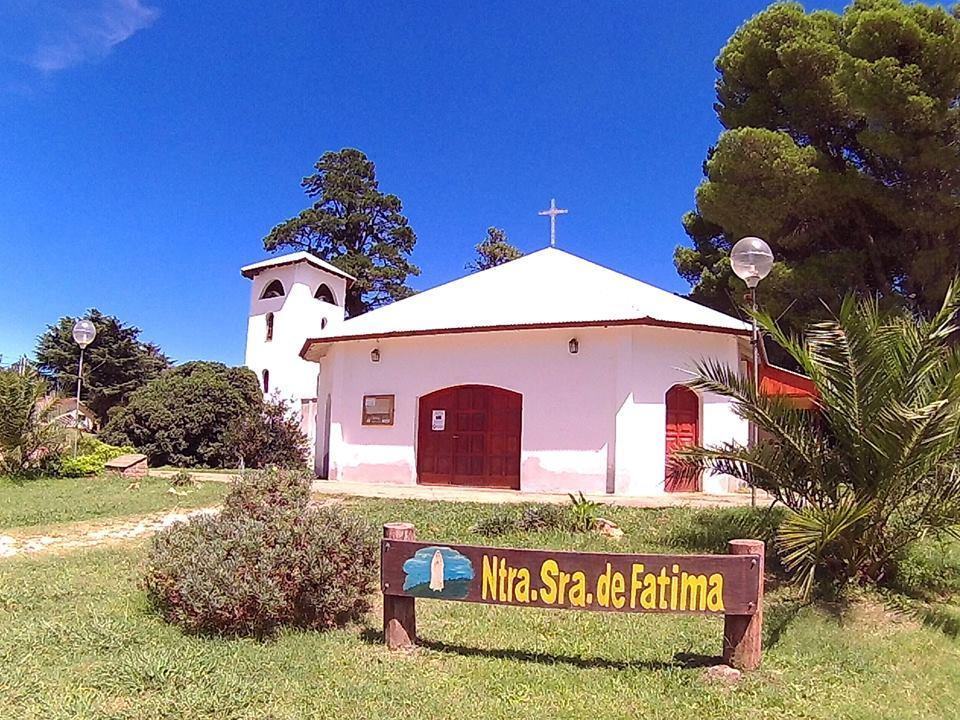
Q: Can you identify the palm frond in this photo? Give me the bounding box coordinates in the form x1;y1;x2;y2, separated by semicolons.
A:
778;493;875;599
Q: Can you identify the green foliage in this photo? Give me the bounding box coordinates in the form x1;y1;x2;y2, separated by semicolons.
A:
892;538;960;601
262;148;420;317
676;0;960;334
56;438;135;478
471;500;602;537
0;369;65;478
168;470;195;487
223;394;308;470
466;227;523;272
679;280;960;598
34;309;169;420
101;361;263;468
568;492;605;532
470;511;517;538
143;468;377;637
665;507;785;555
516;503;569;533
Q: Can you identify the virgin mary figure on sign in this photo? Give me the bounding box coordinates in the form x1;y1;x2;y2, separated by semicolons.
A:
429;549;445;592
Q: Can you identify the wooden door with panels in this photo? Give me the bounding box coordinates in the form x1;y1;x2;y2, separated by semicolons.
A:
417;385;521;489
664;384;701;492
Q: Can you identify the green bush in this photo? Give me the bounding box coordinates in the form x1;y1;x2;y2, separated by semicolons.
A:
223;395;308;469
471;511;518;538
143;468;377;637
168;470;194;487
101;361;264;468
516;504;570;533
568;492;605;532
56;438;135;477
0;369;66;478
472;500;600;537
892;538;960;601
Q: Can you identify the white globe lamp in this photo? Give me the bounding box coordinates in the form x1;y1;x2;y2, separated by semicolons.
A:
730;236;774;289
72;319;97;349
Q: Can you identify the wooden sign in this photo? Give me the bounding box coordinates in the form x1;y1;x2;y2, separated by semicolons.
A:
381;523;765;671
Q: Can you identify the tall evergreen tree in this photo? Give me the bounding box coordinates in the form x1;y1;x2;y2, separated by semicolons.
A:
35;309;170;420
263;148;420;317
466;227;523;272
676;0;960;331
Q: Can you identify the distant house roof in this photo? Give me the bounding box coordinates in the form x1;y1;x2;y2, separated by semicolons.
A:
240;251;356;283
52;397;96;418
301;247;749;359
50;397;99;429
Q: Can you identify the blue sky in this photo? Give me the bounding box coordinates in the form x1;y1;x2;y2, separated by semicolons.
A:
0;0;849;366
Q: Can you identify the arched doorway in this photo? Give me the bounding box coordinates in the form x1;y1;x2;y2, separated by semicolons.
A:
417;385;521;489
664;384;700;492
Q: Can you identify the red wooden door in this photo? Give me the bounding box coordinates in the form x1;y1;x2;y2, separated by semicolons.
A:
417;385;521;489
665;384;700;492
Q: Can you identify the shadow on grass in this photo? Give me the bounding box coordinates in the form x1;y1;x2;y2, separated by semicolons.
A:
764;598;803;650
881;593;960;640
665;505;791;589
359;628;720;670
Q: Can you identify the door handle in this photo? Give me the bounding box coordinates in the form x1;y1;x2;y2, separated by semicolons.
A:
452;434;460;439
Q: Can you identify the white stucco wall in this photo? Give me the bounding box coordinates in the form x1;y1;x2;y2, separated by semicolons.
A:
244;260;348;463
314;325;748;495
244;262;347;404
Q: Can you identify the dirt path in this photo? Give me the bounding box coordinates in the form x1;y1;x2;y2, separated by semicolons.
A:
0;507;218;560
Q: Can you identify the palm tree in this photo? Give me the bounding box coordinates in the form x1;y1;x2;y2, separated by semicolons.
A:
679;281;960;598
0;368;66;478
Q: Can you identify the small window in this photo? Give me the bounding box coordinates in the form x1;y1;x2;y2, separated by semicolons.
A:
260;279;285;299
265;312;274;342
362;394;395;426
262;369;270;393
315;283;336;304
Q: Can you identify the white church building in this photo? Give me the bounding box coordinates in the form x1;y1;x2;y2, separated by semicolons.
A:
242;247;808;495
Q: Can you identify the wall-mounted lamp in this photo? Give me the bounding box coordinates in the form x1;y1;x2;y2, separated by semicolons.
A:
370;348;381;363
568;338;579;354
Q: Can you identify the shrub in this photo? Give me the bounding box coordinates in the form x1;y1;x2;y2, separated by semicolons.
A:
143;467;377;637
471;511;518;538
103;363;308;470
0;369;66;478
168;470;194;487
892;538;960;601
472;500;603;537
221;468;310;522
56;438;135;477
516;503;570;533
223;394;308;469
568;492;605;532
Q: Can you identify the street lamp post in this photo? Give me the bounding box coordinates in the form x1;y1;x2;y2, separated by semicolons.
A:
71;319;97;456
730;236;774;507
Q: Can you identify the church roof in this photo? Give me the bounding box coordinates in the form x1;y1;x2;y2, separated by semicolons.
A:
300;247;749;358
240;251;356;282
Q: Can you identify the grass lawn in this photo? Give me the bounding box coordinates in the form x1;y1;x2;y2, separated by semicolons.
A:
2;498;960;719
0;475;229;533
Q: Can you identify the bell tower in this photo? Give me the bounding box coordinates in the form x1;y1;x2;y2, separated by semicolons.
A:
241;252;353;461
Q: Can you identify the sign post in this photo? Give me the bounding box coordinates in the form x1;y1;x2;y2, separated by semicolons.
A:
383;522;417;649
722;539;764;670
381;523;765;670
